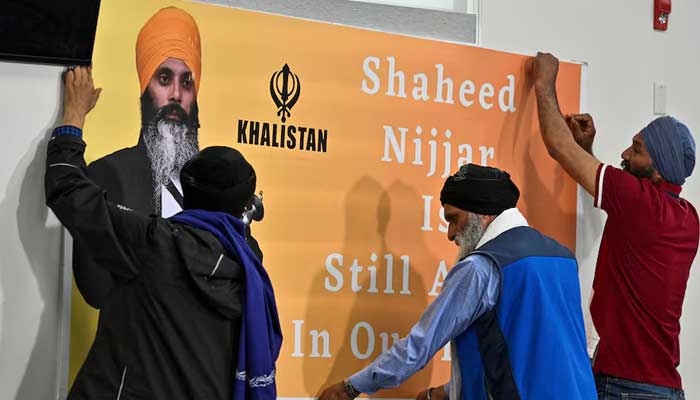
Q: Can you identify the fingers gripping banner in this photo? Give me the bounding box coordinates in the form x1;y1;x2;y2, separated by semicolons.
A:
72;0;582;397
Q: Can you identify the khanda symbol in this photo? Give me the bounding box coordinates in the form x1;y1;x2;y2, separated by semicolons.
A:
270;64;301;123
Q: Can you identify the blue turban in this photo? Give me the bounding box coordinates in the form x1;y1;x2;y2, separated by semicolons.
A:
641;116;696;185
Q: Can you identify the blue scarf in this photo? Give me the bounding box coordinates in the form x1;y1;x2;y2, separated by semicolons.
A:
170;210;282;400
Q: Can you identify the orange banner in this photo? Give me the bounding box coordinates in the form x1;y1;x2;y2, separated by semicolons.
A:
74;0;581;397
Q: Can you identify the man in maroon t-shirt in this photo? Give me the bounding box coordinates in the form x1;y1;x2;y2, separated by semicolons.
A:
529;52;698;399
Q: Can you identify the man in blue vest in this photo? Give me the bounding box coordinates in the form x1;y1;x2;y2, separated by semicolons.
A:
318;164;596;400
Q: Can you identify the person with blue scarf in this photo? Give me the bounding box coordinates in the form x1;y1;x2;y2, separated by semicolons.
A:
530;52;696;400
45;66;282;400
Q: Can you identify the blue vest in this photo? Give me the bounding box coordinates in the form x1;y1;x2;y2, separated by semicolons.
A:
455;227;596;400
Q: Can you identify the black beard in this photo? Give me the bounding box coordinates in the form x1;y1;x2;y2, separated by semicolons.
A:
140;89;200;129
621;160;655;180
140;93;200;213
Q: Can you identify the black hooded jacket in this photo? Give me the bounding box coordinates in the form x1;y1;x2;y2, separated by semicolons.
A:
46;133;248;399
71;135;263;309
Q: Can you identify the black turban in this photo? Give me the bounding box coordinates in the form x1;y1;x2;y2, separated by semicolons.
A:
440;163;520;215
181;146;256;217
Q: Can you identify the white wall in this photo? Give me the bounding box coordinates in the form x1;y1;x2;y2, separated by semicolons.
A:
0;62;66;400
479;0;700;397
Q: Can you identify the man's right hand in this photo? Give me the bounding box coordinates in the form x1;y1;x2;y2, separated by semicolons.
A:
565;113;596;154
416;386;448;400
63;66;102;129
317;382;352;400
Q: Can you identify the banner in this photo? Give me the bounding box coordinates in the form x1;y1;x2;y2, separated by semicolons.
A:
72;0;581;397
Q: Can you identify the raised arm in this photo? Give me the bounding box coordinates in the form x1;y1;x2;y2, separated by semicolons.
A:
529;52;601;196
46;67;150;280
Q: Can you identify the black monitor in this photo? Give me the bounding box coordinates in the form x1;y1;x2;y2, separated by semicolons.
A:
0;1;101;66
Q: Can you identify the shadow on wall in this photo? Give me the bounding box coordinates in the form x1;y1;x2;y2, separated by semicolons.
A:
0;118;64;399
303;176;436;397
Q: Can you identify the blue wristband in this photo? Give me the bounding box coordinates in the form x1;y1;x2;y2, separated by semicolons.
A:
52;125;83;138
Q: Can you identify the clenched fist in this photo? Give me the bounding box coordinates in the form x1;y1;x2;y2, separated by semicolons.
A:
528;52;559;90
565;113;597;154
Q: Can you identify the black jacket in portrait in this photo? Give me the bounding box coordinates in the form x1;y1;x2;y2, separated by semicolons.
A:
87;136;156;214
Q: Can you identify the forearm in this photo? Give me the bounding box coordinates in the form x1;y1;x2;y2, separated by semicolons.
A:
350;257;498;394
45;128;94;221
349;330;435;393
534;82;575;159
534;82;600;195
73;241;115;309
45;127;141;279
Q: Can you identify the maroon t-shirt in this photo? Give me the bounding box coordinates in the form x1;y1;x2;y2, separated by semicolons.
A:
591;164;699;389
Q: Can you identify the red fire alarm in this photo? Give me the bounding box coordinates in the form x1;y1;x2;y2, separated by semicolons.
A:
654;0;671;31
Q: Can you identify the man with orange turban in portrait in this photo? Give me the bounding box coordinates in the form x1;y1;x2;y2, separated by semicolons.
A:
63;9;266;399
73;7;263;311
93;6;203;218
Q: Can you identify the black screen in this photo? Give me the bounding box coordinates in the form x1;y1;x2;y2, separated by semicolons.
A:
0;1;101;65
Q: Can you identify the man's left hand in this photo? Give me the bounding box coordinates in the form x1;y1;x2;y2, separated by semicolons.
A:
528;52;560;91
416;386;448;400
318;382;352;400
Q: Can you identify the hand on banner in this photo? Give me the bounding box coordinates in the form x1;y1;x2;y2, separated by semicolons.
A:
317;382;352;400
565;113;597;154
63;66;102;129
528;52;560;91
416;386;448;400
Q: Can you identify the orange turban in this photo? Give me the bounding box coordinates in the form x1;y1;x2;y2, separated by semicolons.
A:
136;7;202;95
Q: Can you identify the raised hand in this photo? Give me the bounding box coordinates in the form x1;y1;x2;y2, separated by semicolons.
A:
62;66;102;129
528;52;559;90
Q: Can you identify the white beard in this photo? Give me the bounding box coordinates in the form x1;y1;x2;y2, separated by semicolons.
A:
144;119;199;211
455;213;485;263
